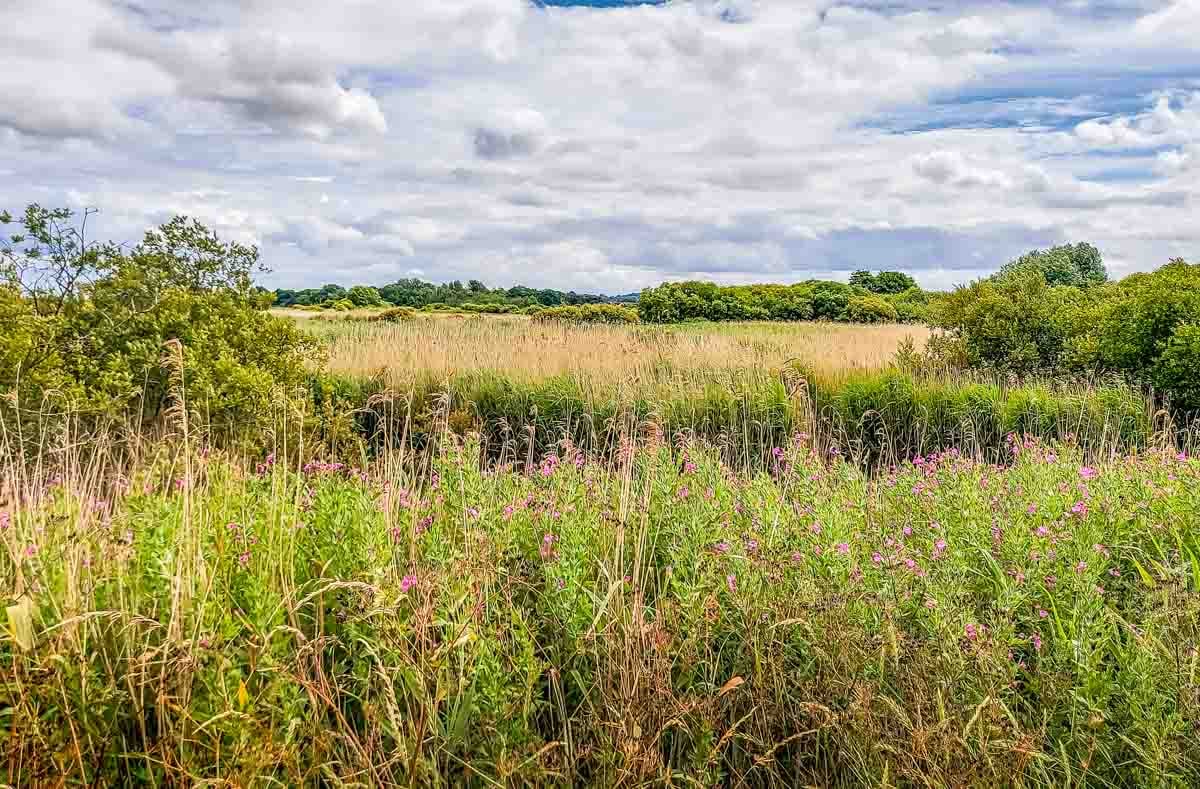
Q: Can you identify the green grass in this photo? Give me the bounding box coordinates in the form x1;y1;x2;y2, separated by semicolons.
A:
4;431;1199;785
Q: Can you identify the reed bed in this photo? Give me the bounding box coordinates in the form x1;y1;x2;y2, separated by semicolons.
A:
302;312;932;389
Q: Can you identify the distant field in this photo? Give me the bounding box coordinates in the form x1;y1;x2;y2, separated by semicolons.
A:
274;308;932;387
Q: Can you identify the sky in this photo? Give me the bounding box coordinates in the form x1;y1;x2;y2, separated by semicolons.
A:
1;0;1197;293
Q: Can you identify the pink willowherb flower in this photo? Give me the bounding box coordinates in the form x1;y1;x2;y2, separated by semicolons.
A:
714;541;730;555
1031;632;1043;651
400;575;418;593
836;542;850;555
540;533;557;561
932;539;948;560
726;573;737;594
965;623;982;641
1079;466;1098;480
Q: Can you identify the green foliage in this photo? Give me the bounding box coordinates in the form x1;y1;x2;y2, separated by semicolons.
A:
329;298;356;311
0;204;317;446
531;303;639;325
637;279;903;324
844;294;899;324
997;242;1107;287
933;271;1095;374
371;306;417;323
7;435;1199;785
277;277;615;310
849;269;918;294
1153;324;1200;412
937;257;1200;414
346;285;385;307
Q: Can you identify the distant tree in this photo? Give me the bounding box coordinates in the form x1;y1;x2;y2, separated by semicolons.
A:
346;285;385;307
849;270;875;290
467;279;487;293
871;271;917;294
998;243;1107;287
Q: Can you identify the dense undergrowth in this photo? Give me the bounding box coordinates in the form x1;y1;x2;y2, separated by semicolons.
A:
308;366;1179;472
4;431;1199;786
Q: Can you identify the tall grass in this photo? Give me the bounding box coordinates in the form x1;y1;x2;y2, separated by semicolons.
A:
4;418;1199;785
305;312;932;387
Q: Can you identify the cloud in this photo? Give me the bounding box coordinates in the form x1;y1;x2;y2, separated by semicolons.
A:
0;0;1197;294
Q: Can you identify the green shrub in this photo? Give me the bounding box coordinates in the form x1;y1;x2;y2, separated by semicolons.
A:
0;204;318;448
328;298;355;311
845;294;899;324
1152;323;1200;413
372;306;417;323
346;285;385;307
532;304;640;325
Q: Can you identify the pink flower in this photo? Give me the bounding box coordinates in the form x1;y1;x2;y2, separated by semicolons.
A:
683;459;697;474
400;575;418;593
871;552;883;565
902;526;913;537
790;551;803;564
965;623;982;641
0;512;10;531
1070;501;1088;518
932;539;948;560
1027;502;1038;515
540;533;557;560
745;538;759;554
836;542;850;555
238;551;250;568
726;573;737;594
1038;608;1049;619
714;541;730;555
1079;466;1098;480
1075;561;1088;574
1031;632;1043;651
924;598;937;610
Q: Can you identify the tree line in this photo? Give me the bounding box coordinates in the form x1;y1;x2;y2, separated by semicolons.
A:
273;278;626;311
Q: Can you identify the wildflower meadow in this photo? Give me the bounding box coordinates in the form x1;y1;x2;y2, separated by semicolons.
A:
4;428;1198;785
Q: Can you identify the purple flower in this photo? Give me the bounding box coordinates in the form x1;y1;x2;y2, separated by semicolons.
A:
1079;466;1098;480
726;573;737;594
836;542;850;555
1031;632;1043;651
238;551;250;568
400;574;418;593
714;541;730;555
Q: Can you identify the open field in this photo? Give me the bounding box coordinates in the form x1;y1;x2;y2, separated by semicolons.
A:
5;428;1198;785
280;311;1170;469
276;309;933;387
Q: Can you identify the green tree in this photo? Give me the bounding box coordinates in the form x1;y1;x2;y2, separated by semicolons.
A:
346;285;385;307
998;243;1107;287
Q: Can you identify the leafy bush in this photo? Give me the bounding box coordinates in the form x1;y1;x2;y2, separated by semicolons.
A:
845;294;899;324
532;304;640;325
329;298;356;311
884;287;932;323
372;306;417;323
346;285;385;307
932;271;1094;374
1153;324;1200;412
0;204;317;447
